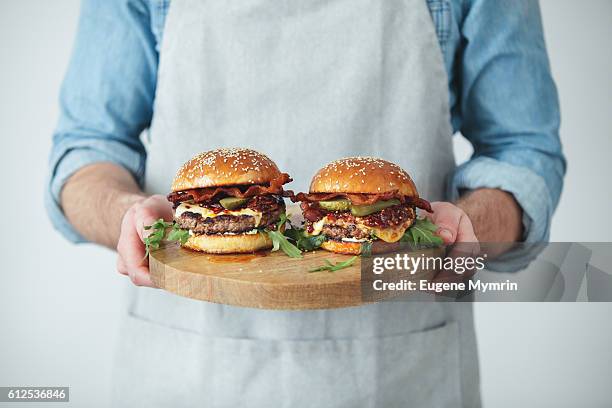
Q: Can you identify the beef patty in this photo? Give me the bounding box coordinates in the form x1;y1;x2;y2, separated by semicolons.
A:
308;205;415;241
176;196;284;235
321;224;372;241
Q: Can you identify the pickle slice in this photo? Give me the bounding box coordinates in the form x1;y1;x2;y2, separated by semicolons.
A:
350;199;401;217
219;197;249;210
318;199;351;212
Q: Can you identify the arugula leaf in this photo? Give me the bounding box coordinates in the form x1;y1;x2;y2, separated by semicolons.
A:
277;213;288;228
264;213;303;258
143;218;190;258
309;256;358;272
267;230;302;258
167;224;190;245
284;227;325;251
144;219;173;232
361;240;373;257
302;234;326;251
283;227;301;242
400;218;444;247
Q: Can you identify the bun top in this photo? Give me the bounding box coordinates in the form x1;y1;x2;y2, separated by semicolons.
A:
171;148;282;192
309;157;418;197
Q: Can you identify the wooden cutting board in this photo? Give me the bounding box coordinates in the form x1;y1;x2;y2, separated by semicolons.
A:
148;206;442;309
149;245;365;309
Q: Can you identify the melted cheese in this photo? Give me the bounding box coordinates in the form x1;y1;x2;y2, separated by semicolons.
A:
308;217;328;236
176;202;263;227
307;215;410;243
370;224;409;243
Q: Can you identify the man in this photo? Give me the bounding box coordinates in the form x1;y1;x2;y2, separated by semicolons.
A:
46;0;564;406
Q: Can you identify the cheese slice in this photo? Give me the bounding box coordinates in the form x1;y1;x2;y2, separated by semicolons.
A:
175;202;263;227
369;224;410;243
308;217;328;236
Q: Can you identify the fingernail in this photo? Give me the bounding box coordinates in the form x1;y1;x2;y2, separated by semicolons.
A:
438;228;453;242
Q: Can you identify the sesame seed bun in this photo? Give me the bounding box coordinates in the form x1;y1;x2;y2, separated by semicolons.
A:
309;157;418;196
182;231;274;253
171;148;283;192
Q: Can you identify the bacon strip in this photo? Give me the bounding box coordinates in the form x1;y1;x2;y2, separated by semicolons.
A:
167;173;292;204
290;190;432;212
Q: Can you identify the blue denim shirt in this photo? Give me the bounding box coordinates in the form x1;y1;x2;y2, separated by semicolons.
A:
47;0;565;246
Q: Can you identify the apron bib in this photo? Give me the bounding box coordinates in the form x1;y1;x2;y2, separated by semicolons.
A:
113;1;480;406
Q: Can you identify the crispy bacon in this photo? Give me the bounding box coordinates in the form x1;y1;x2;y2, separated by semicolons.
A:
167;173;292;204
300;202;325;222
290;190;432;212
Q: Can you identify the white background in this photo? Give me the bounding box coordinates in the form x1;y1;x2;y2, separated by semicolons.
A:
0;1;611;407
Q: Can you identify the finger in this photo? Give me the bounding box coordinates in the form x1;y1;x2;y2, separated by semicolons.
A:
128;264;156;287
456;212;479;244
151;194;175;218
134;207;163;242
116;256;128;276
449;213;480;259
426;203;462;244
447;213;481;274
117;208;149;278
134;197;174;242
117;207;146;260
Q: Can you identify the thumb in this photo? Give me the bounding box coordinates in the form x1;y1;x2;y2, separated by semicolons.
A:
423;202;462;244
134;195;174;242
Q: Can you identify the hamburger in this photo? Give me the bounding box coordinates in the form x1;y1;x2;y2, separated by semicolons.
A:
293;157;434;255
166;148;292;253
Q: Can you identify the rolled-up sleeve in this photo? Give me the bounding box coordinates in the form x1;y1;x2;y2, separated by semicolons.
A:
45;0;158;243
448;0;566;244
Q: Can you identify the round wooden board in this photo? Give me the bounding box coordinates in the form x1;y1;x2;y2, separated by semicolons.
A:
149;245;365;309
148;205;443;310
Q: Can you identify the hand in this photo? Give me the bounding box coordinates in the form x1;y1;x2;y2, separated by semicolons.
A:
116;195;174;287
424;201;480;271
422;201;480;287
422;201;478;245
420;191;522;288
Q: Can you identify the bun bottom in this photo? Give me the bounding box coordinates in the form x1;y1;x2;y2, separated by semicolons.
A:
182;231;272;254
320;239;408;255
320;240;362;255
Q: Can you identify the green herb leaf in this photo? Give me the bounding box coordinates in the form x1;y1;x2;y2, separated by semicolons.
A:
264;212;303;258
278;213;288;229
266;230;302;258
361;240;373;257
284;227;326;251
167;224;190;245
400;218;444;247
309;256;358;273
143;218;190;258
283;227;301;242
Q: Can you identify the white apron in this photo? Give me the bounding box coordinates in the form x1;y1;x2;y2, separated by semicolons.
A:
113;0;480;406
